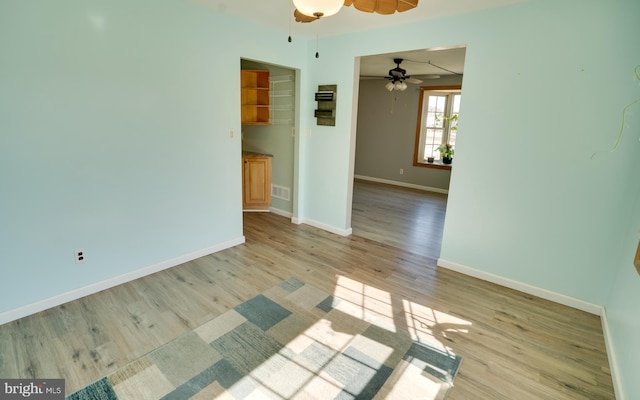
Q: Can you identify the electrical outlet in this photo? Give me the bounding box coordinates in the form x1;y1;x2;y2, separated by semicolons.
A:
75;250;85;263
400;169;404;175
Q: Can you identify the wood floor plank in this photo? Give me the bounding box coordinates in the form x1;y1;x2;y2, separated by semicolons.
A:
0;181;614;398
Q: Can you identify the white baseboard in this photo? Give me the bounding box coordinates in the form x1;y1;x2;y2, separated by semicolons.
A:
241;207;291;218
438;258;624;398
269;207;293;218
245;208;338;238
601;308;625;400
354;174;449;195
0;237;246;326
437;258;603;315
291;175;442;236
291;217;352;237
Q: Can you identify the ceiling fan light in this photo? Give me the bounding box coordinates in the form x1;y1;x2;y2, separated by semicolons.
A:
400;82;408;91
385;81;394;91
293;0;344;18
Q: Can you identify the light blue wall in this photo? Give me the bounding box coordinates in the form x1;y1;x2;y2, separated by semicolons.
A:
303;0;639;396
2;0;639;397
0;0;310;313
298;45;357;230
308;0;639;303
439;0;639;306
606;144;640;398
607;188;640;399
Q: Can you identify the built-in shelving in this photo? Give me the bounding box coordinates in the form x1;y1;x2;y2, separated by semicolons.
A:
241;70;270;125
269;75;294;126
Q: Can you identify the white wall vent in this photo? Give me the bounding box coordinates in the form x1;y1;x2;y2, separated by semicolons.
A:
271;184;290;201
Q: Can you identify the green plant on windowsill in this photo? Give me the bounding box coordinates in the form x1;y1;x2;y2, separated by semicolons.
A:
437;143;454;159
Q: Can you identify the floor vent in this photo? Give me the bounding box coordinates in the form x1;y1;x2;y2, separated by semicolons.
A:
271;185;290;201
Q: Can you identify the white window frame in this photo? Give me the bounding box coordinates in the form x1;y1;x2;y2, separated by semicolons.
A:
413;86;461;167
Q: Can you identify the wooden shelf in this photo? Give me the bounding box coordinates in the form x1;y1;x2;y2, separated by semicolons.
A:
241;70;270;125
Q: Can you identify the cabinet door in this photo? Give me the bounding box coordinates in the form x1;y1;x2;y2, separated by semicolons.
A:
243;157;272;210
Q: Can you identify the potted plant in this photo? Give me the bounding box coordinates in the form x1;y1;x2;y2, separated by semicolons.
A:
437;144;454;164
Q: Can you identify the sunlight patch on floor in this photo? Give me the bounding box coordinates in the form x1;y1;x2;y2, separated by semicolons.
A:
332;276;396;332
403;299;472;351
332;275;472;342
217;276;467;399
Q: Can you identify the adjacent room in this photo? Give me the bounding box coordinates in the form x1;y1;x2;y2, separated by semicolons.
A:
1;0;638;399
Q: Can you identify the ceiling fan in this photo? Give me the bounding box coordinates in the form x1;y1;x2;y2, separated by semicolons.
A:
294;0;419;23
383;58;422;91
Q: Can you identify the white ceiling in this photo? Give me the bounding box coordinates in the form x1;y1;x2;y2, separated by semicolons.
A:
359;46;467;80
191;0;523;77
192;0;525;38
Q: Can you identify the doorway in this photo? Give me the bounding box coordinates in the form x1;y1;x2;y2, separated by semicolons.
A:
240;59;299;221
350;46;466;259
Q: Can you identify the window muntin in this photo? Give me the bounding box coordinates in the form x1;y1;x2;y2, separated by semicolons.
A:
414;87;461;166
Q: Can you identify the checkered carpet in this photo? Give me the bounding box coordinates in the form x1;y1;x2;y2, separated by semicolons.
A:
67;278;461;400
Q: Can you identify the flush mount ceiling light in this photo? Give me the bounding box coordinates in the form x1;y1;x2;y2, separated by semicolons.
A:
294;0;419;23
293;0;344;20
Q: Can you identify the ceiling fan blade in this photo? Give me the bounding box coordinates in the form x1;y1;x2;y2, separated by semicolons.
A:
398;0;419;12
406;77;423;84
294;0;418;23
346;0;419;14
375;0;400;15
294;8;319;23
350;0;377;13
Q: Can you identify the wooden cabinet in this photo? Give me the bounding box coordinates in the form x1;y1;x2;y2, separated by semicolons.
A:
242;153;272;211
241;70;270;125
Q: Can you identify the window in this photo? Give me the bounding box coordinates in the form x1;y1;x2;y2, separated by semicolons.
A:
413;86;461;167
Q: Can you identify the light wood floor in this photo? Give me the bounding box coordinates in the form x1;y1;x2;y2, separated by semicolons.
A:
0;180;614;399
351;179;447;260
